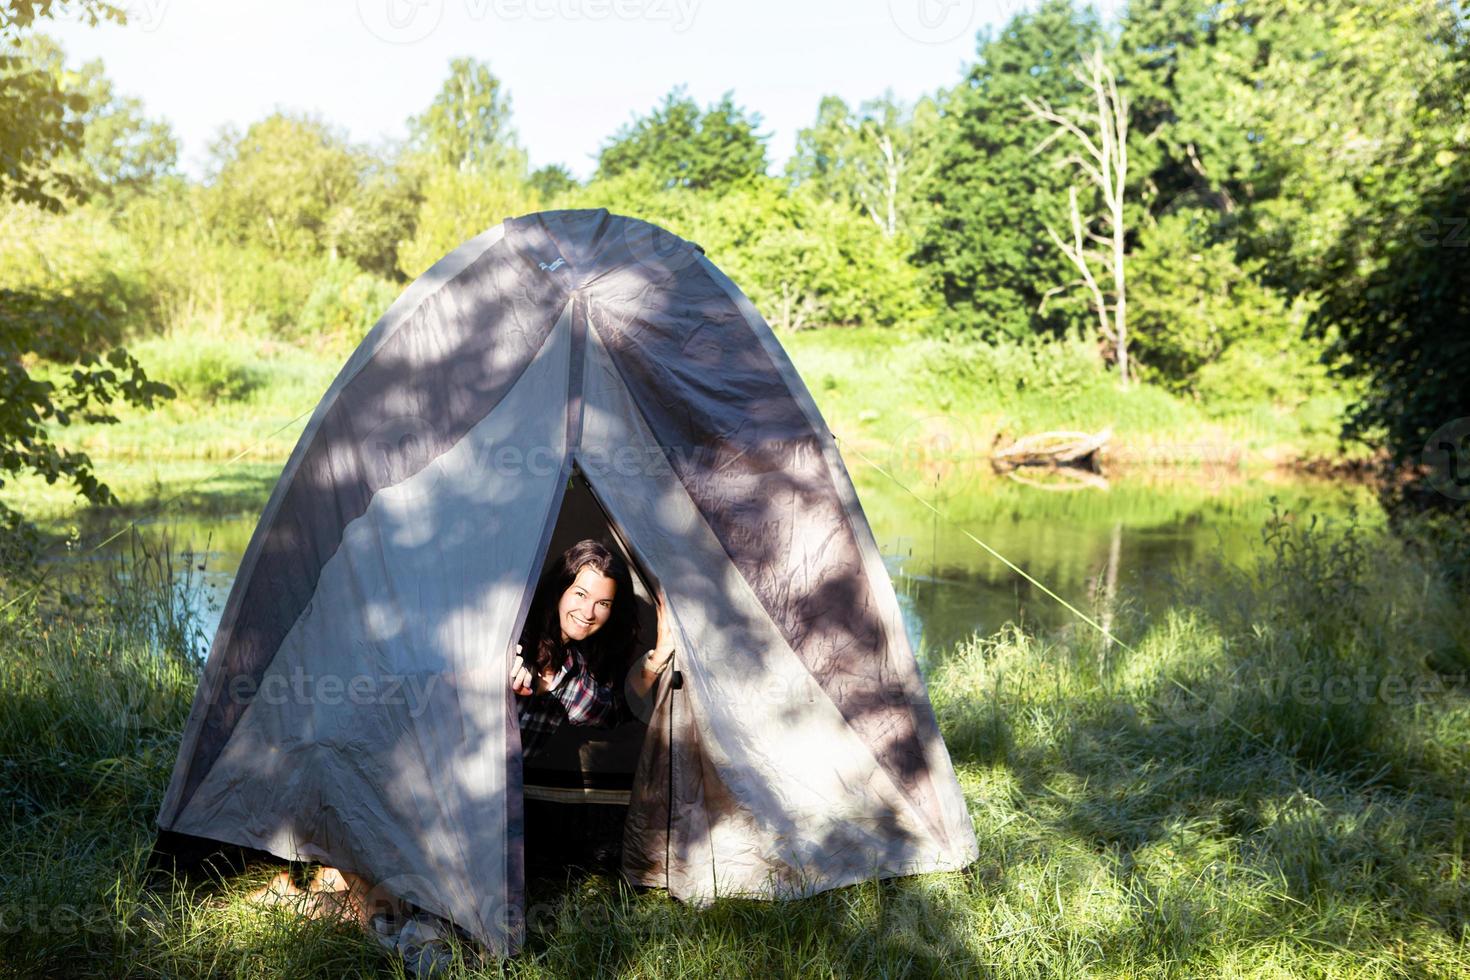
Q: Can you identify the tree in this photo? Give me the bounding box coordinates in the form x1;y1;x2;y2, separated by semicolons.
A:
1305;13;1470;472
916;0;1104;337
1129;208;1325;408
1;0;123;209
407;56;524;174
528;163;577;202
1121;0;1469;468
1025;48;1132;383
596;87;768;191
1;2;172;521
70;52;177;192
203;113;365;256
1312;159;1470;474
788;92;942;241
325;155;421;281
396;165;539;279
14;33;177;196
1121;0;1462;280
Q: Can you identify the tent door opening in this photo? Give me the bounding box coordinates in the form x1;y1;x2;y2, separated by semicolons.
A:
519;463;662;878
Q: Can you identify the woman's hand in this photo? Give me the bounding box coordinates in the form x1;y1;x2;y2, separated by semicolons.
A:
644;589;676;678
628;590;675;702
651;589;676;673
510;644;534;696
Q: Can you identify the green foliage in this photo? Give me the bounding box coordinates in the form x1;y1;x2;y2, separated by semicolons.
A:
0;7;174;521
922;328;1106;399
1298;10;1470;466
9;33;176;203
70;60;175;193
203;112;364;257
396;164;539;278
128;333;264;405
732;188;927;330
1118;0;1469;470
323;162;420;281
296;259;399;342
0;0;124;210
1129;209;1332;412
5;0;1462;501
788;91;943;241
596;86;769;191
407;56;524;174
0;283;172;505
1311;154;1470;465
1121;0;1462;276
917;0;1103;338
528;162;578;201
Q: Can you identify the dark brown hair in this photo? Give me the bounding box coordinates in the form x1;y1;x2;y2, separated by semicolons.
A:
519;539;637;684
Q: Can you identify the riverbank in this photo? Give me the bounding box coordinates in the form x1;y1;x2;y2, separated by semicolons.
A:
3;324;1366;522
1;505;1465;977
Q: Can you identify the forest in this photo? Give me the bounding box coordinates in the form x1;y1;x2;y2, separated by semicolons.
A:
2;0;1466;528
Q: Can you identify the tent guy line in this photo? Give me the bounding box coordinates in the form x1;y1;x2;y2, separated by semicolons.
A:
832;432;1137;656
835;432;1322;786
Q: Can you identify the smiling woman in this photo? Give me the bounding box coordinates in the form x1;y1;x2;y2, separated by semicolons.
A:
510;538;675;760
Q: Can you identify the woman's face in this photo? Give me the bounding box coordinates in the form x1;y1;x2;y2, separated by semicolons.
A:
558;565;616;644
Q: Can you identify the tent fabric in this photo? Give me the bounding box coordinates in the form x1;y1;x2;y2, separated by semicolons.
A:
157;209;979;954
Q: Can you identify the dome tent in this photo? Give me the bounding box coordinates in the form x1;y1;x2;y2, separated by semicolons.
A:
154;209;978;954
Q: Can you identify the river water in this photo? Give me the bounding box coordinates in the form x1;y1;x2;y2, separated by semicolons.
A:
106;459;1380;663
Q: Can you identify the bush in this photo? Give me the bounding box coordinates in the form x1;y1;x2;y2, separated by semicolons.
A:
922;329;1107;398
1130;210;1334;412
396;164;540;279
129;332;265;404
295;260;399;344
0;201;163;341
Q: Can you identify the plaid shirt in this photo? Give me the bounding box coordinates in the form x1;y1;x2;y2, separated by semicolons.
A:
515;645;623;760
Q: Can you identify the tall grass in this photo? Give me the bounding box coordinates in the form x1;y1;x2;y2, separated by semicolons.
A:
1;505;1466;977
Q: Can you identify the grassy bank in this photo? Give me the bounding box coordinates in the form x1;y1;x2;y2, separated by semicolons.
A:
782;328;1357;472
2;504;1466;977
2;321;1360;523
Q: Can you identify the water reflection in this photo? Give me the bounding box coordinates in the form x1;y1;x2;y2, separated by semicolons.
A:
114;464;1383;663
855;465;1382;661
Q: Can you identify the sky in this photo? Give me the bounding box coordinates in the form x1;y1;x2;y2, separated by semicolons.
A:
42;0;1121;180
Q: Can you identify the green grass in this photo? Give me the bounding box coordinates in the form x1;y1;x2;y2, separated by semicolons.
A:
781;327;1362;473
2;503;1467;977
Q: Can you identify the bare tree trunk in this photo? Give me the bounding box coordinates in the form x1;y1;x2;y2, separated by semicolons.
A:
881;132;899;239
857;128;908;240
1024;48;1132;385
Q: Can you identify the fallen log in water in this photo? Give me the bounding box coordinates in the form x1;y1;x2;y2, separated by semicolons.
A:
990;425;1112;473
1004;466;1111;491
